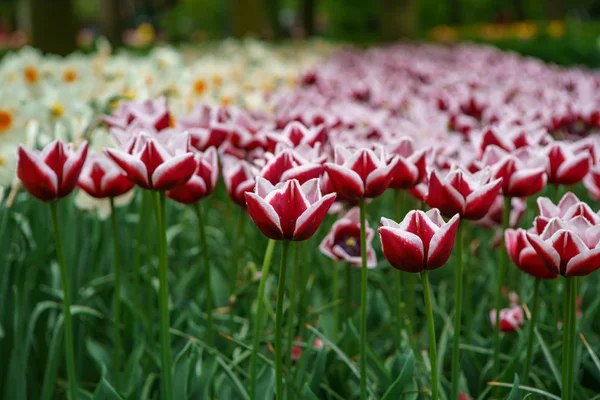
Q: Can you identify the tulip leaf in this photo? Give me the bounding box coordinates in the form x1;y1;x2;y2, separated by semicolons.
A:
309;345;328;394
506;374;520;400
381;351;415;400
303;383;320;400
534;328;561;388
92;378;123;400
173;341;195;400
40;316;64;400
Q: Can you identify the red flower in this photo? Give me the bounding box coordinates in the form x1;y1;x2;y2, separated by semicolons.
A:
223;156;259;207
265;121;327;152
260;145;324;185
505;228;559;279
324;146;399;201
17;140;88;201
166;147;219;204
106;132;196;191
387;137;427;190
104;97;170;131
245;177;336;241
482;145;547;197
545;141;591;185
534;193;597;234
490;305;523;332
319;208;377;267
585;165;600;200
77;151;135;198
526;209;600;277
176;105;231;151
379;209;460;273
425;168;502;220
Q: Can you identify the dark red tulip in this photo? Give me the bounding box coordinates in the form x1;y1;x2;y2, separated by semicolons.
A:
17;140;88;201
546;141;591;185
245;177;336;241
490;306;523;332
482;146;547;197
505;228;559;279
387;137;427;190
260;146;323;185
78;151;135;198
166;147;219;204
223;156;259;207
379;209;459;273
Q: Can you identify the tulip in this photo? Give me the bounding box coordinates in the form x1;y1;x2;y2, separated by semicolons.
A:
16;139;89;400
319;207;377;267
387;137;428;190
78;151;135;199
379;209;459;400
222;156;259;207
106;131;196;191
176;104;231;151
545;141;591;186
583;164;600;201
17;140;89;202
425;167;502;220
265;121;327;152
260;145;324;185
489;305;524;332
324;145;399;201
245;177;336;241
166;147;219;204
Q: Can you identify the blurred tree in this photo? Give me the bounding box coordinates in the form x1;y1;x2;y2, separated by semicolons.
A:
30;0;77;54
380;0;419;40
301;0;316;36
99;0;123;45
265;0;282;38
231;0;263;37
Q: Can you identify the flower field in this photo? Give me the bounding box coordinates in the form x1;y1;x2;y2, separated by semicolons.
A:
2;40;600;400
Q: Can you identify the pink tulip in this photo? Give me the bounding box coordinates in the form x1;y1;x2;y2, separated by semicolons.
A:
78;151;135;198
490;305;523;332
166;147;219;204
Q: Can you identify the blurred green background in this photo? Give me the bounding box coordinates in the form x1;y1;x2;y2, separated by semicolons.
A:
1;0;600;66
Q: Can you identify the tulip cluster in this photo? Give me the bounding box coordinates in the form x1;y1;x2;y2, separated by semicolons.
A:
7;41;600;400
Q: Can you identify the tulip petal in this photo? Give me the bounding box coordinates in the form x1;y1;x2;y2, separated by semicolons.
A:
59;141;88;198
324;163;364;200
17;146;58;201
245;192;284;240
555;152;590;185
425;170;465;218
365;156;399;198
566;248;600;276
526;232;561;275
151;153;196;190
427;214;460;270
464;178;502;220
106;148;151;189
507;167;546;197
379;226;425;273
293;193;336;241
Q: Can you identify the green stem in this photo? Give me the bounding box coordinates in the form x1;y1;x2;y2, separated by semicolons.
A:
393;190;405;348
285;242;300;391
49;202;78;400
229;209;246;327
109;198;122;392
153;191;173;400
345;263;353;321
276;240;291;400
421;271;439;400
493;196;511;379
561;277;576;400
451;220;464;400
332;261;340;343
359;198;368;400
133;191;149;334
250;239;277;400
522;278;541;386
194;202;214;345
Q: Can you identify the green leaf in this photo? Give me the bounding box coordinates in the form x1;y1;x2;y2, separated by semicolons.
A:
303;383;320;400
580;332;600;373
309;345;328;395
173;341;195;400
40;317;64;400
381;352;415;400
122;341;145;398
506;374;520;400
256;366;275;400
92;379;123;400
534;328;561;388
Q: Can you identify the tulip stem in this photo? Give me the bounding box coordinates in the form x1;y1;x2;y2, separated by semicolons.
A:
229;208;247;328
493;196;511;380
393;190;405;348
451;220;464;400
153;191;173;400
49;202;78;400
345;263;353;320
133;191;150;334
332;260;340;343
523;278;540;386
359;197;368;400
285;242;300;389
109;198;122;392
194;202;214;345
421;271;439;400
561;277;576;400
275;240;291;400
250;239;277;400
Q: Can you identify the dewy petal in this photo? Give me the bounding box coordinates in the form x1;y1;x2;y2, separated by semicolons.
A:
324;163;365;200
17;146;59;201
566;248;600;277
464;178;502;220
151;152;196;190
379;226;425;273
365;156;399;198
380;216;401;228
293;193;336;241
245;192;284;240
106;148;151;189
427;213;460;270
526;232;561;275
